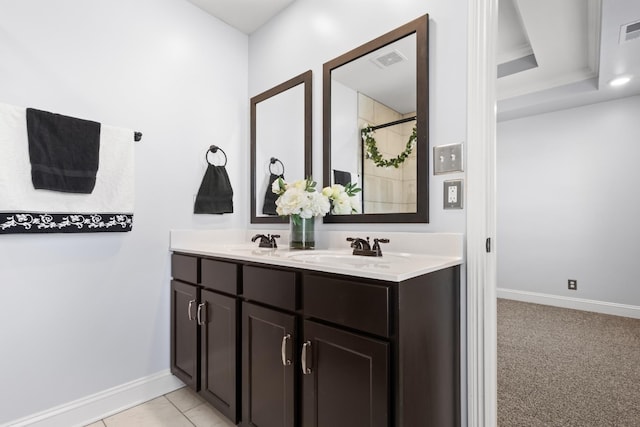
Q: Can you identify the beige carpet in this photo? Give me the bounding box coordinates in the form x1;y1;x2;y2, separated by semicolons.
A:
497;299;640;426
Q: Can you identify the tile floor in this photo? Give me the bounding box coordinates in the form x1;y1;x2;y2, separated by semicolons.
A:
84;387;235;427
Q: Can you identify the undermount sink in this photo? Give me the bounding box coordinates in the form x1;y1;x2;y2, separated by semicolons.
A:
226;247;280;256
228;246;273;252
286;250;411;266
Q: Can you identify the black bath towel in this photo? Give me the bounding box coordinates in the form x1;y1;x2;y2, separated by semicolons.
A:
194;165;234;214
262;173;284;215
26;108;101;194
333;169;352;186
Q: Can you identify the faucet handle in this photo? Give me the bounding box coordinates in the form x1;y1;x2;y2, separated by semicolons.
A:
372;238;390;256
269;234;280;248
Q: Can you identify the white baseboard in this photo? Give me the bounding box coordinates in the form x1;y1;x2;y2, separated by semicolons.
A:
3;370;185;427
497;288;640;319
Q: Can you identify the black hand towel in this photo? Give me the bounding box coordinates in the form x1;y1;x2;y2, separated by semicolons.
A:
333;169;352;186
26;108;101;194
194;165;234;214
262;173;284;216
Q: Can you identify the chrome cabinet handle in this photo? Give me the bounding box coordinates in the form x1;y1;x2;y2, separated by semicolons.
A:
197;303;206;326
187;299;196;321
301;341;312;375
281;334;292;366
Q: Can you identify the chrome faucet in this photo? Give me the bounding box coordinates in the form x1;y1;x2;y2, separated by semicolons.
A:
251;233;280;248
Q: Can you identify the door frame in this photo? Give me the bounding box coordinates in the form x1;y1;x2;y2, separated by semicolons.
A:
466;0;498;425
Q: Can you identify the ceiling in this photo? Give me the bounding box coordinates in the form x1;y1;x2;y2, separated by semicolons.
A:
497;0;640;120
188;0;640;121
186;0;295;34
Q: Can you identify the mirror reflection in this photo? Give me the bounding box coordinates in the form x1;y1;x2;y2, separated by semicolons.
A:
251;71;312;223
323;15;428;223
331;33;417;214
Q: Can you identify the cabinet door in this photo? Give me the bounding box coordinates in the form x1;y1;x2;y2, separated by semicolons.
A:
171;280;199;389
242;302;297;427
302;321;389;427
199;289;238;423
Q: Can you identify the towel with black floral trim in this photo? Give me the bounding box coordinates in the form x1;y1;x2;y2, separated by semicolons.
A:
0;102;135;234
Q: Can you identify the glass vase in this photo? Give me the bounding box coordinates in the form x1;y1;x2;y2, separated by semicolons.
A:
289;215;315;250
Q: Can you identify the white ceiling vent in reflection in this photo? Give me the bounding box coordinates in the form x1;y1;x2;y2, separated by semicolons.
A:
620;19;640;43
371;50;407;68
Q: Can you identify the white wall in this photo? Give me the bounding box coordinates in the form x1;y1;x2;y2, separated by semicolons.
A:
497;96;640;305
0;0;247;423
248;0;468;233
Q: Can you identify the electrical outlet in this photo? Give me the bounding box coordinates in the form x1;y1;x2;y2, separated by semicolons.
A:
443;180;463;209
448;185;457;203
568;279;577;290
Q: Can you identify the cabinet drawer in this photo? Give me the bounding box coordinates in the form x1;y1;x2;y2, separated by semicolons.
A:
304;274;390;337
201;258;239;295
243;266;297;311
171;254;199;284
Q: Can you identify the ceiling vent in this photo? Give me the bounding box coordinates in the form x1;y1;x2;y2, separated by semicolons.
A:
372;50;407;68
620;20;640;44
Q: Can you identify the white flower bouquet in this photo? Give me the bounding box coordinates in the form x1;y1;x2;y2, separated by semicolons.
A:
271;177;360;218
321;183;361;215
272;177;360;249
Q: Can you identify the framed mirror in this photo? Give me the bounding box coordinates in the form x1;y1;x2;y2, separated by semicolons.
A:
251;71;312;223
323;15;428;223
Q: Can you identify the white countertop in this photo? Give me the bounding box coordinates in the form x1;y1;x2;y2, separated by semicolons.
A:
170;229;464;282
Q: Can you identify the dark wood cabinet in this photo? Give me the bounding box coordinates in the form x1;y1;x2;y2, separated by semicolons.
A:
242;302;297;427
171;252;460;427
301;320;389;427
170;254;240;424
200;289;238;422
172;254;199;284
243;266;297;311
170;280;199;389
303;275;390;337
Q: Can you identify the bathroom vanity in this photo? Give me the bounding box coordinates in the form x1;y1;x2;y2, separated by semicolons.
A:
170;230;462;427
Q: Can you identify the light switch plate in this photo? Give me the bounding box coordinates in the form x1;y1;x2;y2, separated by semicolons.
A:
434;143;463;174
443;179;463;209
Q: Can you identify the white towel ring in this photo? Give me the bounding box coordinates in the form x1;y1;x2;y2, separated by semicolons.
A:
206;145;227;167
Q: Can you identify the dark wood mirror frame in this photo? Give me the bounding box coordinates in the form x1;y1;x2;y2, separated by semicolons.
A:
322;15;429;223
250;70;312;224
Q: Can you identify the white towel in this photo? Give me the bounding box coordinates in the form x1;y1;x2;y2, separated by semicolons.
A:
0;102;135;233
